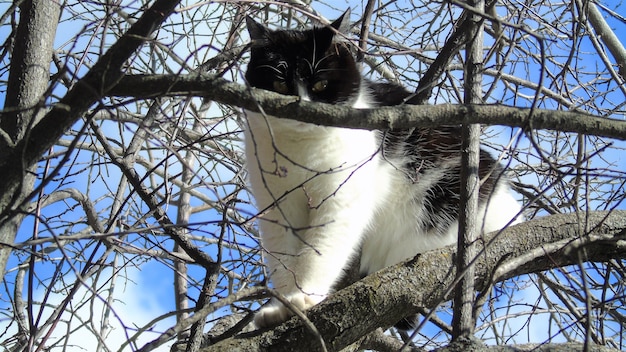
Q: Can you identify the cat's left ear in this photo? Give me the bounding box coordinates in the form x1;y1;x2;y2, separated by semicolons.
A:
246;16;269;41
330;8;352;35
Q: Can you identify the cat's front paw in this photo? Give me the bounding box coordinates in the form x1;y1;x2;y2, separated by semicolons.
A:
254;292;325;328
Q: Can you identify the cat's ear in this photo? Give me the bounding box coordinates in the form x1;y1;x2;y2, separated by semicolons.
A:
329;9;352;35
246;16;269;41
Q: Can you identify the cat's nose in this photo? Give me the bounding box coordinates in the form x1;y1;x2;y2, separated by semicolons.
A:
296;82;311;101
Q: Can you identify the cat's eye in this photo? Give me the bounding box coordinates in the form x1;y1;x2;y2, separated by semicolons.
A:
311;80;328;93
273;80;289;94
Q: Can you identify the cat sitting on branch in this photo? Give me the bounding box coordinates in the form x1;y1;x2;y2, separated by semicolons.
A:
242;9;521;330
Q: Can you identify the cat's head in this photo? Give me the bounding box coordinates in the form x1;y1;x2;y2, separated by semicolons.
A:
245;10;361;105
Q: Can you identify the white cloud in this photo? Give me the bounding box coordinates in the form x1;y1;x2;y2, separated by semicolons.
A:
1;265;177;352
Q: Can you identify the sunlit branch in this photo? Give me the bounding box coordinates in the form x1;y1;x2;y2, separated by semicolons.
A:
110;74;626;141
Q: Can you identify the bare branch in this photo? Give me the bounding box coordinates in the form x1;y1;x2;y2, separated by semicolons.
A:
0;0;183;241
109;74;626;140
585;2;626;80
88;120;215;269
198;211;626;352
0;0;61;295
453;0;485;338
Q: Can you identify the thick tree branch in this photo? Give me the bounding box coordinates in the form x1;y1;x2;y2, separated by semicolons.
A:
3;0;60;141
0;0;61;292
0;0;182;232
109;74;626;141
197;210;626;352
585;2;626;80
454;0;485;338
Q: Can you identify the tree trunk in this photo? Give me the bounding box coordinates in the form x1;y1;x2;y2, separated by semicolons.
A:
453;0;485;338
0;0;60;281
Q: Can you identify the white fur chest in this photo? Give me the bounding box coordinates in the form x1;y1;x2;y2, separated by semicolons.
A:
242;110;382;215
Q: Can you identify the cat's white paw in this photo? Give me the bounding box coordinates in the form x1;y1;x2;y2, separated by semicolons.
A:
254;292;325;328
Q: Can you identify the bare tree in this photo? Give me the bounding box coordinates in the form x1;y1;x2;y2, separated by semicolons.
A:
0;1;625;352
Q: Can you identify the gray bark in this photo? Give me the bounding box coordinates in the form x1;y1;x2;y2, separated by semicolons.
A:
109;74;626;141
0;0;183;283
585;2;626;80
0;0;60;283
454;0;484;338
194;211;626;352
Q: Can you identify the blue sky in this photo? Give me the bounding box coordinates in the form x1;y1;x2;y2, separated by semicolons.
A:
1;1;625;351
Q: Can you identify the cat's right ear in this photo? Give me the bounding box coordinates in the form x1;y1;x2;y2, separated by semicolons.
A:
330;8;352;34
246;16;269;41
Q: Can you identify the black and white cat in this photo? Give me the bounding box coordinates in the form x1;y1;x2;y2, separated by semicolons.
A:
243;11;521;329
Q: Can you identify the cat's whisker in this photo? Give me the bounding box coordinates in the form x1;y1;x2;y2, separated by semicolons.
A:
302;57;314;76
311;29;318;74
315;68;342;74
257;64;283;75
313;53;335;70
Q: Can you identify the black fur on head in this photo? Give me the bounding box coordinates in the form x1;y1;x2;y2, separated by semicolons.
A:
245;10;361;104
